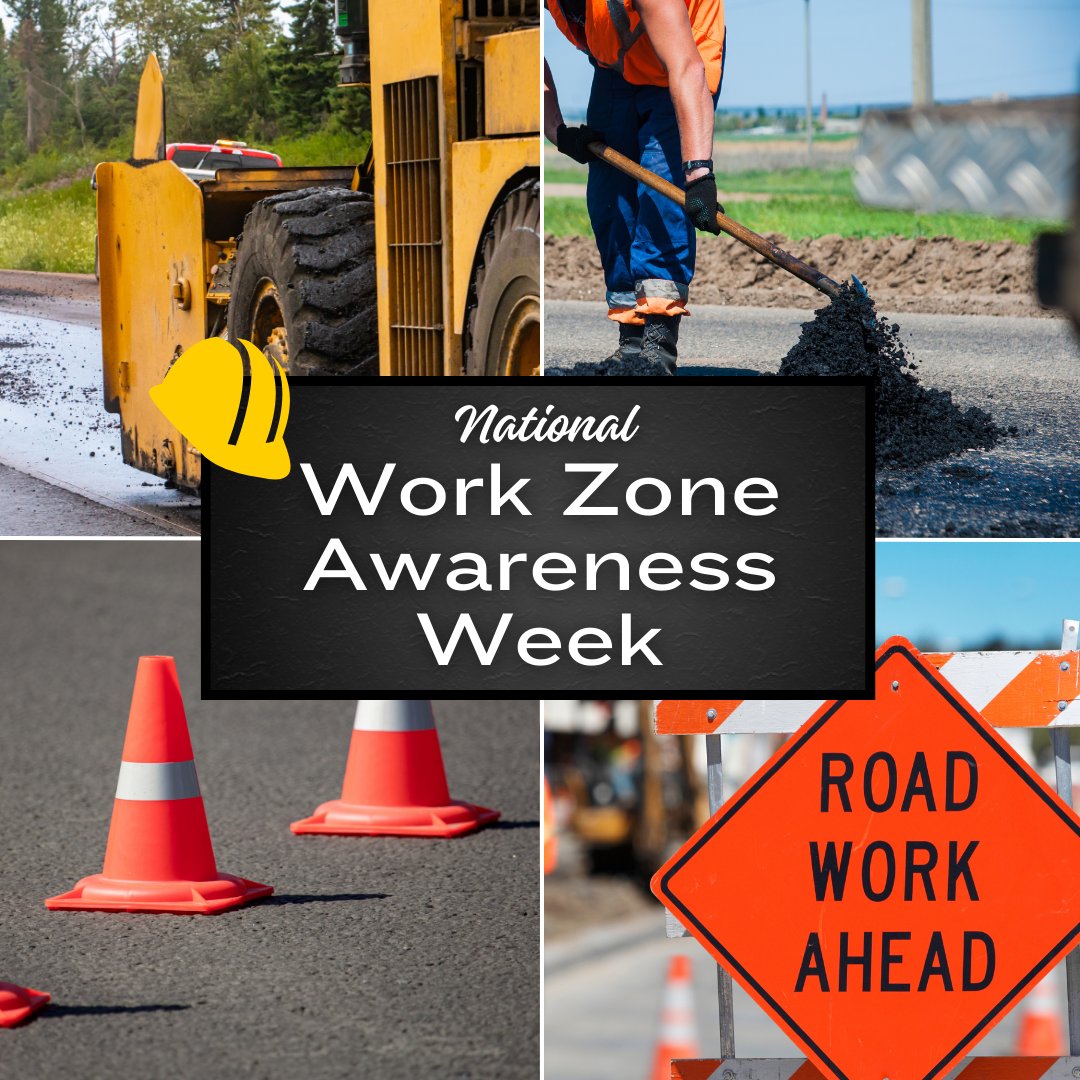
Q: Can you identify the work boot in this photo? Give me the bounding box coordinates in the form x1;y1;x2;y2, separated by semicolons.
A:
639;314;680;376
603;322;644;368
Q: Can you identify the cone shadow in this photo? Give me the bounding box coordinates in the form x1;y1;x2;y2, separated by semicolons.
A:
44;1004;190;1018
487;819;541;831
263;892;389;906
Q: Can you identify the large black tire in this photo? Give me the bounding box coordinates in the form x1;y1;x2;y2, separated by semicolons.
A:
465;178;540;376
228;187;378;376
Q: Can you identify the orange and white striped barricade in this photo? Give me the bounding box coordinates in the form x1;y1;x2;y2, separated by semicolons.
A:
655;619;1080;1080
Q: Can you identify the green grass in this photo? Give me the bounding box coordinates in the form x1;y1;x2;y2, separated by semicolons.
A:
545;192;1059;245
715;131;857;143
264;127;370;166
545;164;854;195
0;180;97;273
0;135;131;195
0;126;373;274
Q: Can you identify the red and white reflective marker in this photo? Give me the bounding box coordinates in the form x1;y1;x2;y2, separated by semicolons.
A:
652;637;1080;1080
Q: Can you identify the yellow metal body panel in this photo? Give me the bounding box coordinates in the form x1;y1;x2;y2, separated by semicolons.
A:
484;28;540;137
98;160;207;488
369;3;456;375
450;136;537;336
132;54;164;160
370;8;540;375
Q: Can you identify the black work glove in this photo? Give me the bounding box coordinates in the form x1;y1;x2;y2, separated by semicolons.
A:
684;173;723;234
555;123;603;165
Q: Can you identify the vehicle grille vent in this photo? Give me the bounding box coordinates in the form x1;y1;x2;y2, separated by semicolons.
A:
385;76;443;375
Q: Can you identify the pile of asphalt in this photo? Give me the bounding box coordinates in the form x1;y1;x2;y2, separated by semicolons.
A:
545;281;1010;470
776;281;1009;468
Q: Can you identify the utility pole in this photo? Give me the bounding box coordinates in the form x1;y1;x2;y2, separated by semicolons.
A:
804;0;813;161
912;0;934;107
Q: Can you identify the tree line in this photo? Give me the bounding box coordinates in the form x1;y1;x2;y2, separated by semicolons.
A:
0;0;368;169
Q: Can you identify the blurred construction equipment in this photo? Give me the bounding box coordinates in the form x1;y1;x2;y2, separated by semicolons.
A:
1037;95;1080;335
545;701;706;878
96;1;540;490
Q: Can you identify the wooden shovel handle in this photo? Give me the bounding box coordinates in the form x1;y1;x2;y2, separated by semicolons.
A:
586;141;842;301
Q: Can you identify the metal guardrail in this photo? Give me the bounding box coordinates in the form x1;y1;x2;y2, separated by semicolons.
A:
854;99;1077;220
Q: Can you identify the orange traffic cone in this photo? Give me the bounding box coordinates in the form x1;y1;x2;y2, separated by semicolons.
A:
45;656;273;914
1016;969;1066;1055
291;700;500;837
543;776;558;874
0;982;49;1028
649;955;699;1080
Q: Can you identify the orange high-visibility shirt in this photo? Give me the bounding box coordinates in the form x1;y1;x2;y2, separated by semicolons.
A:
548;0;725;94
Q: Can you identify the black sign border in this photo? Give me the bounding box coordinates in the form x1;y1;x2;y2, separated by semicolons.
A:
657;641;1080;1080
201;375;876;701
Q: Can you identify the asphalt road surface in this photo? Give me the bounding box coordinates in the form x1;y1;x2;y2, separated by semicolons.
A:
545;300;1080;537
545;911;1030;1080
0;272;199;536
0;461;176;535
0;541;538;1079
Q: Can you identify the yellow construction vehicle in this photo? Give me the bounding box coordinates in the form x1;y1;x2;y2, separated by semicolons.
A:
96;0;540;490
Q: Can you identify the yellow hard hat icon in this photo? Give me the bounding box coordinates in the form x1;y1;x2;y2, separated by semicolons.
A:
150;338;290;480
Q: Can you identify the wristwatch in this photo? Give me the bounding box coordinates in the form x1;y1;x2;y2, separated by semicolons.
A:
682;159;713;174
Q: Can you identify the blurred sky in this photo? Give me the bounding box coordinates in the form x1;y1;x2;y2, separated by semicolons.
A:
545;0;1080;114
876;541;1080;650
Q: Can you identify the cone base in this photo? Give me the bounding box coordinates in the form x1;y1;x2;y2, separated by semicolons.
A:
0;983;50;1028
45;872;273;914
290;798;500;837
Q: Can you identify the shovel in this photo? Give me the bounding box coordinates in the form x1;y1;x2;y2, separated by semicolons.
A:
585;140;868;304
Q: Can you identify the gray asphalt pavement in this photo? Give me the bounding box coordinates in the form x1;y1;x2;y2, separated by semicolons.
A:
0;273;199;536
0;541;538;1079
0;462;175;535
545;912;1029;1080
545;300;1080;537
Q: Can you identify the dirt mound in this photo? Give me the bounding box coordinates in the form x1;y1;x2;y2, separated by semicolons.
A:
776;283;1009;468
545;233;1044;317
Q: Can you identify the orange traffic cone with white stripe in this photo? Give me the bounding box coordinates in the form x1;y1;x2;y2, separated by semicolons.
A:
45;656;273;914
649;955;699;1080
291;700;500;837
1016;969;1066;1055
0;982;49;1027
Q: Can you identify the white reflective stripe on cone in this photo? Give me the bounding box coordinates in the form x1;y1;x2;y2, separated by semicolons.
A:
115;760;201;800
353;700;435;732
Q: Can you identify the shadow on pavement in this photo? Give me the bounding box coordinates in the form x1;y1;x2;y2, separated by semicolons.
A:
678;365;762;376
488;820;541;831
43;1004;190;1018
263;892;389;906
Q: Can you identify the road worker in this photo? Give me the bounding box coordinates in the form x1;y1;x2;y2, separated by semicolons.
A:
544;0;726;375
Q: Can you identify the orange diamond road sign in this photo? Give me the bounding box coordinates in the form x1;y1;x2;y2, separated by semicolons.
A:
652;637;1080;1080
